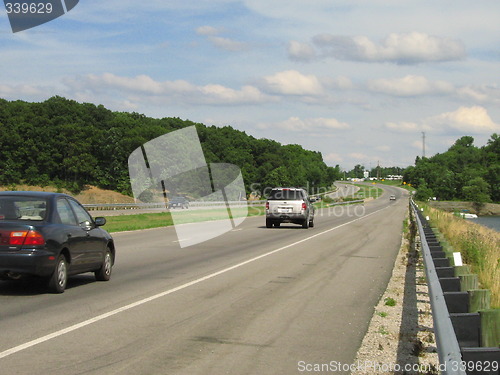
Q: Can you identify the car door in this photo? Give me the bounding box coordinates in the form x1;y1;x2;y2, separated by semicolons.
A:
67;198;106;270
55;198;87;272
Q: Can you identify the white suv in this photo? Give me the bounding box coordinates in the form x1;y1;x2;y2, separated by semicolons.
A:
265;188;315;229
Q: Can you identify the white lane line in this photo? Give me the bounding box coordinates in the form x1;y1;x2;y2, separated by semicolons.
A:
0;205;390;360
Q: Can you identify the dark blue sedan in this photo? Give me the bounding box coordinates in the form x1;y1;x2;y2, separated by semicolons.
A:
0;191;115;293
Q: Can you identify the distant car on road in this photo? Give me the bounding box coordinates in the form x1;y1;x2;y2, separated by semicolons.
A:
168;196;189;209
0;191;115;293
390;195;396;200
265;187;315;229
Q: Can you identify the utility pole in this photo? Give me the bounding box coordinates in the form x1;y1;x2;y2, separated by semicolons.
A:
422;131;426;158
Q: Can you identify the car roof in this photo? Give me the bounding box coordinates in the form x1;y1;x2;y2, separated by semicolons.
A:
0;191;72;199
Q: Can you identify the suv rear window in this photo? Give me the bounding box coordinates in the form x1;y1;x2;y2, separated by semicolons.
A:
0;196;47;221
268;189;304;200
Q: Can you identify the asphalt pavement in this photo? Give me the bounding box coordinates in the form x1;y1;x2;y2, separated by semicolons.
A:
0;185;408;375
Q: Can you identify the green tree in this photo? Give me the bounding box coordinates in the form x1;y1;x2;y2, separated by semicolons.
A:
414;180;434;201
462;177;491;211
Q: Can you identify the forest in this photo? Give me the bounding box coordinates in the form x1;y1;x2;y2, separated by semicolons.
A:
0;96;341;196
403;135;500;203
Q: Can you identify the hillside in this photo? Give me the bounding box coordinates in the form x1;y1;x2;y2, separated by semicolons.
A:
0;185;136;204
404;135;500;203
0;96;341;197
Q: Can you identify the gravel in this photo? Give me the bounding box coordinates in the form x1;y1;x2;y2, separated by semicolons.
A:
351;215;440;375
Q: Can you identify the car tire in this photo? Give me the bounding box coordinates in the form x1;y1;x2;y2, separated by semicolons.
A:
302;218;309;229
274;222;281;228
95;249;113;281
309;219;314;228
266;219;272;228
48;255;68;293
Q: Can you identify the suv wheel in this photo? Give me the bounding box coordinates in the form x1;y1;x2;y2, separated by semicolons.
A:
266;219;272;228
302;218;309;229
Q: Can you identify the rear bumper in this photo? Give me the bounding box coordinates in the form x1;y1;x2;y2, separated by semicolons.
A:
0;249;56;277
266;212;307;222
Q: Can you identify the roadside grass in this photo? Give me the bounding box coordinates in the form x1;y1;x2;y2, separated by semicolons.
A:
103;205;265;233
353;184;384;200
420;203;500;308
375;179;416;193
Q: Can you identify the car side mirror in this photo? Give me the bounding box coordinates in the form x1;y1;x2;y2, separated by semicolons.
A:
94;217;107;227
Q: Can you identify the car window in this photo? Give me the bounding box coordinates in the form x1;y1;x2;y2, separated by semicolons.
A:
56;198;78;225
268;190;303;200
0;196;47;221
68;199;93;225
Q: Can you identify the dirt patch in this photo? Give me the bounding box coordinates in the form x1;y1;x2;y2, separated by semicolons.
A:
0;185;135;204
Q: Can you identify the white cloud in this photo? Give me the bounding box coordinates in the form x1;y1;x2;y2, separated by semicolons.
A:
348;152;368;161
385;106;500;136
411;140;423;151
385;121;421;133
323;75;355;90
324;153;344;164
196;26;221;36
368;75;454;96
64;73;270;105
195;25;248;52
287;40;316;62
207;36;248;52
258;116;349;132
260;70;324;96
427;106;500;134
0;84;44;98
375;145;391;152
309;32;466;64
456;84;500;104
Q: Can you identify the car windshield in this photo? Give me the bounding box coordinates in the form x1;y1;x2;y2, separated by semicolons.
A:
0;196;48;221
268;190;303;200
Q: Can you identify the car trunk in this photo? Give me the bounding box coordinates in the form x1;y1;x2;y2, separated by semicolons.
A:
0;222;38;252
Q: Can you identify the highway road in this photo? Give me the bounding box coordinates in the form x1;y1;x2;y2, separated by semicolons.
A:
0;184;409;375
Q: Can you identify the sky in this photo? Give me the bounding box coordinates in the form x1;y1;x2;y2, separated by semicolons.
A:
1;0;500;171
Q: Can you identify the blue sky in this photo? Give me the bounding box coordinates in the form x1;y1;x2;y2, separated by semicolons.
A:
1;0;500;170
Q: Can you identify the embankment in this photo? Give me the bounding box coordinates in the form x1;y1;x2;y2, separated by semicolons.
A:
429;201;500;216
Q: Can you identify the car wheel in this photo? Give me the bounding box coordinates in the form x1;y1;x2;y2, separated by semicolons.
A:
302;218;309;229
274;222;281;228
48;255;67;293
95;249;113;281
309;219;314;228
266;218;272;228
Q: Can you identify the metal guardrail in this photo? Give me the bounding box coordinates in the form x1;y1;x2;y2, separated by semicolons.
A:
83;199;365;211
411;200;467;375
83;201;265;211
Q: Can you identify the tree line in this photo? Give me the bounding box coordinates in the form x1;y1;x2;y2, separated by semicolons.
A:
403;135;500;203
0;96;341;196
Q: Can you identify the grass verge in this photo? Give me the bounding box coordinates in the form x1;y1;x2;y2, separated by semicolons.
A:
103;205;265;233
353;184;384;200
420;203;500;308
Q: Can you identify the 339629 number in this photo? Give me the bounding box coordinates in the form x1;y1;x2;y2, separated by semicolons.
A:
5;2;53;14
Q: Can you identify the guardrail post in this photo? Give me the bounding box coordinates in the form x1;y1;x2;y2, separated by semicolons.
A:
412;201;500;375
412;202;467;375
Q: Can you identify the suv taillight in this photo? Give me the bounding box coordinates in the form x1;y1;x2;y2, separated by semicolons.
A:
302;202;307;210
266;202;269;210
9;230;45;246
